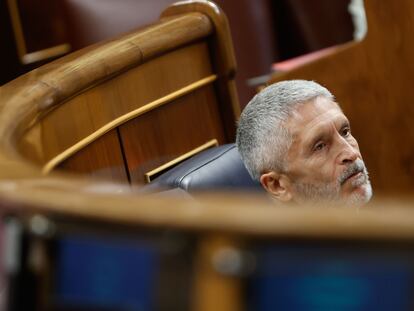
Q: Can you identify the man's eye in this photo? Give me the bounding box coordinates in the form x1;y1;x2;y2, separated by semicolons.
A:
341;127;351;137
313;142;326;152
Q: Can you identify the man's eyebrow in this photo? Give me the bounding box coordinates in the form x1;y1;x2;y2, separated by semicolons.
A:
305;118;347;149
338;118;350;129
301;114;350;150
305;131;326;150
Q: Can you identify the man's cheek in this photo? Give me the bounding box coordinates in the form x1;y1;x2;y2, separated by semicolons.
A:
304;159;330;180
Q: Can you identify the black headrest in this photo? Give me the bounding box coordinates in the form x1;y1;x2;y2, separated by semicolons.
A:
148;144;263;193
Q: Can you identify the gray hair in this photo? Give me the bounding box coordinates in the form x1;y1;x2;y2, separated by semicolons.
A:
236;80;333;181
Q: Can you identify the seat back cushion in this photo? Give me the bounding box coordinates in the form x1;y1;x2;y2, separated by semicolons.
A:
147;144;263;193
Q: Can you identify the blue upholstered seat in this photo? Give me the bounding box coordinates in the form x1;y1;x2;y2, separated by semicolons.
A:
148;144;263;194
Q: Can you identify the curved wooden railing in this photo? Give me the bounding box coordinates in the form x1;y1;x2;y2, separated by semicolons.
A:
0;0;240;185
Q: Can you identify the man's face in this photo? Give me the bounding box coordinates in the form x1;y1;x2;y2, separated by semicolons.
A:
283;96;372;205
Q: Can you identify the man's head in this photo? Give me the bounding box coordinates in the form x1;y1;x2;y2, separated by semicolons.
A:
236;80;372;206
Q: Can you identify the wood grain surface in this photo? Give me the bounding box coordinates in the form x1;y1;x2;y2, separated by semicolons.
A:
57;129;129;182
0;0;245;226
120;84;226;184
162;1;240;141
9;2;241;182
39;42;215;165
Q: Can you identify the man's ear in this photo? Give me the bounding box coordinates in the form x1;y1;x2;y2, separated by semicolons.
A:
260;171;293;202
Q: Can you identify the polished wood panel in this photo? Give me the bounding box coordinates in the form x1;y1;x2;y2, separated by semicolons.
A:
3;188;414;241
7;0;70;64
17;122;44;164
192;235;242;311
39;42;214;165
163;1;240;142
1;2;241;184
42;75;217;175
0;12;212;162
57;129;129;182
268;0;414;196
120;85;226;184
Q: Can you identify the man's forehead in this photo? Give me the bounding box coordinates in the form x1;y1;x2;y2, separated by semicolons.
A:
287;97;346;136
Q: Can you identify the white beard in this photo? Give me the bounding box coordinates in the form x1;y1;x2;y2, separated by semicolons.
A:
293;159;373;206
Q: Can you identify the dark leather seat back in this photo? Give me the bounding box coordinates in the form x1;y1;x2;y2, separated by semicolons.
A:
148;144;263;193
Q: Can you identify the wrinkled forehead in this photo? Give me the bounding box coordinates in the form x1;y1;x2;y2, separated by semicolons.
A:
287;97;345;136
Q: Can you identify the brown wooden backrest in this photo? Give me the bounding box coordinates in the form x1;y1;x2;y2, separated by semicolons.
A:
268;0;414;196
1;1;239;185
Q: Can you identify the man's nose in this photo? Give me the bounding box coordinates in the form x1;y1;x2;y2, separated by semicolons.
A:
337;139;358;165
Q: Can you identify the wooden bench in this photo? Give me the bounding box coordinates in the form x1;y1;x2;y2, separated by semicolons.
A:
0;1;240;185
